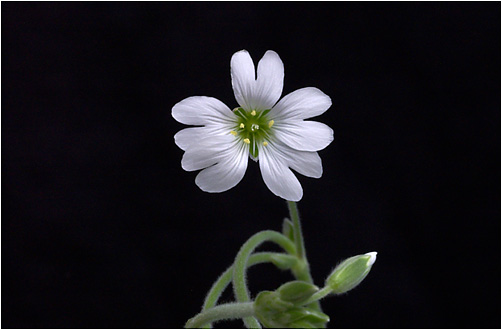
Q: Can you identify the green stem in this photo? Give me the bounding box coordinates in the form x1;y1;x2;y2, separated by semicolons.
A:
233;230;296;328
287;201;305;259
203;252;291;311
185;302;255;328
287;201;323;314
200;253;292;328
303;286;333;305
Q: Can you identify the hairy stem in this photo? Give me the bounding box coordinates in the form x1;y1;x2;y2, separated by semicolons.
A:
200;252;291;328
185;302;255;329
287;201;323;314
233;230;296;328
203;252;291;310
303;286;333;305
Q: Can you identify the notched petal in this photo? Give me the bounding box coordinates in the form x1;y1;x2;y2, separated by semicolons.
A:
172;96;234;126
255;50;284;110
231;50;256;110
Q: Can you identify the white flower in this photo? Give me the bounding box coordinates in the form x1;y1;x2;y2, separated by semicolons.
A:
172;50;333;201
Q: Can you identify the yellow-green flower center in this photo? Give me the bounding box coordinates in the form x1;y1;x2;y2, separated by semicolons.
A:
231;108;274;158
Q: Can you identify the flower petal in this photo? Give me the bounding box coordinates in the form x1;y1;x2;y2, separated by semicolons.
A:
231;50;256;110
255;50;284;110
231;50;285;111
271;87;332;120
195;142;249;193
172;96;235;126
272;142;323;178
289;151;322;178
181;134;236;171
174;126;231;151
259;143;303;201
274;120;333;152
174;127;207;151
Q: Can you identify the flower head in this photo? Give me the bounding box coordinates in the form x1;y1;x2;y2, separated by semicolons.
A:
172;50;333;201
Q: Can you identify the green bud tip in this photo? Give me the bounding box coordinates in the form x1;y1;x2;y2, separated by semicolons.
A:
325;251;378;295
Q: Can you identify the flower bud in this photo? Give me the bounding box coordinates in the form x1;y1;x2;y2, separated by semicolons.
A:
326;252;377;294
254;281;329;328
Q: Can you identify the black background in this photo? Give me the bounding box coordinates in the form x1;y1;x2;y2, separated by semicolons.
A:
2;2;500;329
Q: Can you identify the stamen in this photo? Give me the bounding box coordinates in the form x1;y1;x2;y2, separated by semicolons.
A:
232;109;274;157
233;107;240;112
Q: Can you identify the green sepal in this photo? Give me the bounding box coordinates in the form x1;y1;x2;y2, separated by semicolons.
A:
258;109;271;118
254;291;293;328
278;307;329;325
289;318;328;329
300;308;330;324
288;308;330;329
249;134;259;158
277;281;319;305
289;319;317;328
233;107;247;119
254;283;329;328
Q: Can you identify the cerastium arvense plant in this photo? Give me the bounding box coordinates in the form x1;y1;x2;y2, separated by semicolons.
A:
173;50;377;328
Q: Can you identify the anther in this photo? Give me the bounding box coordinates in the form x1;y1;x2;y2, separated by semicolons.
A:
263;141;268;146
243;138;250;144
268;120;274;128
239;123;245;129
233;107;240;112
230;131;237;136
251;110;257;116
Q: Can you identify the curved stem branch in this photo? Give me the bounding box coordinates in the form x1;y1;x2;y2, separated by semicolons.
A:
203;252;291;311
185;302;255;329
232;230;295;328
200;252;292;328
